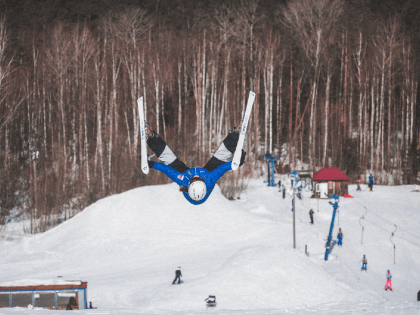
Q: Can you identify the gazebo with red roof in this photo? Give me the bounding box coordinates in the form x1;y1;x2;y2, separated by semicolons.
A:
312;168;350;198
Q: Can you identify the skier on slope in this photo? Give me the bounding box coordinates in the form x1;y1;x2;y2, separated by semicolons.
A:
384;270;392;291
309;209;314;224
142;124;246;205
360;255;367;271
172;266;182;285
357;177;362;191
337;228;343;246
368;173;374;191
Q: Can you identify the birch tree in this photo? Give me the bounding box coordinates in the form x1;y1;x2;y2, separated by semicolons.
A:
115;8;151;154
283;0;343;165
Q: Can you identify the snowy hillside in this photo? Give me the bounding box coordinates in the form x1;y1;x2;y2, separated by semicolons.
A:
1;179;420;314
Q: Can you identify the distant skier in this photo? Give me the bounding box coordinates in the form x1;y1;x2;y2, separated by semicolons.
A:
361;255;367;271
143;124;246;205
357;177;362;191
309;209;314;224
384;270;392;291
368;173;374;191
278;180;282;190
337;228;343;246
413;184;420;192
172;266;182;285
282;185;286;199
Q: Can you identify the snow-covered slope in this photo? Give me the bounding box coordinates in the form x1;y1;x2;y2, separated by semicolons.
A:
1;180;419;314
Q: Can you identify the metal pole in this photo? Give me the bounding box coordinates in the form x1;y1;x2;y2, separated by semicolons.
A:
293;186;296;249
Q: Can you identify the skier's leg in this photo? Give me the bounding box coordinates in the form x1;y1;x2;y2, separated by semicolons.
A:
146;129;189;173
203;126;241;172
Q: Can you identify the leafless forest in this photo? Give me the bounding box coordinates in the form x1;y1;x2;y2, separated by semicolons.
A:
0;0;419;232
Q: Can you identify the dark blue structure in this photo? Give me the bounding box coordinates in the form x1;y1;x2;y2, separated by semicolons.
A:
324;195;339;261
263;154;280;187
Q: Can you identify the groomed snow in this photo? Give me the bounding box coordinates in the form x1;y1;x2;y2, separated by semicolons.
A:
0;179;419;314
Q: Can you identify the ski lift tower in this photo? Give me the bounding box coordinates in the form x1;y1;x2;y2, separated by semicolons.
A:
263;154;280;187
324;195;339;261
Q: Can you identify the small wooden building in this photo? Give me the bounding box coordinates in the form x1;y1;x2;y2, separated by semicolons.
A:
0;280;87;310
312;168;350;198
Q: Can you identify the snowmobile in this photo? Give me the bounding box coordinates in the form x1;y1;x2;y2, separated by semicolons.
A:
205;295;217;308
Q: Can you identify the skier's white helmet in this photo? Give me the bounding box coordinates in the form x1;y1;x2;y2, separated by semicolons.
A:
188;176;207;201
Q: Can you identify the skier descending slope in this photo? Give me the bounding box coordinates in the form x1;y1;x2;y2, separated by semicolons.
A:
142;124;246;205
385;270;393;291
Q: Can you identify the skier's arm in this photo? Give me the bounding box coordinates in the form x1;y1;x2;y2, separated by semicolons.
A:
151;161;185;186
208;151;246;183
209;162;233;183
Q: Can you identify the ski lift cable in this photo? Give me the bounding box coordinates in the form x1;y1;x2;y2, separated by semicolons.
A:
360;216;420;248
349;200;420;248
391;225;397;265
359;207;367;245
390;225;397;246
359;207;367;227
351;198;420;241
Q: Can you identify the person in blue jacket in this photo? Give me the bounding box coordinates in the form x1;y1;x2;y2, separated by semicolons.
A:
368;173;374;191
361;255;367;271
142;124;246;205
337;228;343;246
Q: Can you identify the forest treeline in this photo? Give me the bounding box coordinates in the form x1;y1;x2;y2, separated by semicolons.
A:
0;0;419;232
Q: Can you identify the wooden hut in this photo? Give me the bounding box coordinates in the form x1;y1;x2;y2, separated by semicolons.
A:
312;168;350;198
0;280;87;310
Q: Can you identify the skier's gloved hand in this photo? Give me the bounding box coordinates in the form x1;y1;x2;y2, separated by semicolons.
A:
239;150;246;166
139;155;155;168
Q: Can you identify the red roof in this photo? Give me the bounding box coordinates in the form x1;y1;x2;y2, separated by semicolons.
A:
0;282;87;291
313;168;350;181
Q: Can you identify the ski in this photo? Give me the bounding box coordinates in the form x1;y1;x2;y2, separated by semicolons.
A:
232;91;255;170
138;97;149;174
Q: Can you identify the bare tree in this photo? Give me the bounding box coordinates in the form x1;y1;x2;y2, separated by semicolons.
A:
46;21;74;191
114;8;151;154
283;0;343;165
0;16;17;134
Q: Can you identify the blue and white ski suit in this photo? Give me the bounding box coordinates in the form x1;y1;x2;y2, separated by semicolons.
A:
146;127;245;205
152;163;232;205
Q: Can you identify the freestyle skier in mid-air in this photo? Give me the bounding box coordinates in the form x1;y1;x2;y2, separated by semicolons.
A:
142;124;246;205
